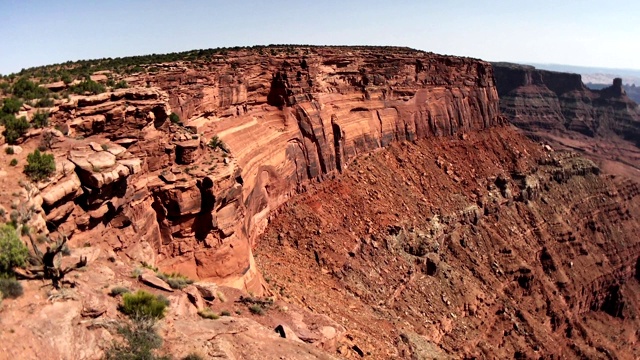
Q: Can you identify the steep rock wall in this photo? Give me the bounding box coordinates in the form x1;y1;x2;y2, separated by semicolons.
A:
30;47;503;292
493;63;640;144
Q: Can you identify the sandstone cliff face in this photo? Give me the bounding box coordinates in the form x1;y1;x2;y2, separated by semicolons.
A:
1;47;639;359
493;63;640;144
31;47;503;291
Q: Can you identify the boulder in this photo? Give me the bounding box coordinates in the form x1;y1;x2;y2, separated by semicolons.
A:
138;273;173;292
40;174;82;207
183;285;205;310
81;293;108;318
160;172;177;184
194;282;218;300
274;324;303;342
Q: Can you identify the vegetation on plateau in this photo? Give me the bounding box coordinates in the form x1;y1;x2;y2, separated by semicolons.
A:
24;149;56;182
106;290;171;359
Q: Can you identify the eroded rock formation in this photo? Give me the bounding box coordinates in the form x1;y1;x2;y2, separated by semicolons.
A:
31;47;503;292
0;46;638;359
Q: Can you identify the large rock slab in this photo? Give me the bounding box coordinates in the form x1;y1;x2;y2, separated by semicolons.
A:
138;273;173;292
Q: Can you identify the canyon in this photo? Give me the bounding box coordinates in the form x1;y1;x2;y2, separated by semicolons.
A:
493;62;640;181
0;46;638;359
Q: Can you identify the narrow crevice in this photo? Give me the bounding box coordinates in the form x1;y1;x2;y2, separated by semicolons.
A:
331;119;343;172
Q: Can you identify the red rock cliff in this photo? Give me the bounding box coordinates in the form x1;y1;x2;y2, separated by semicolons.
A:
36;47;503;291
493;62;640;144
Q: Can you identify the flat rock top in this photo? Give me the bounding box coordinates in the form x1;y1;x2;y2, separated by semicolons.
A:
176;139;200;148
87;151;116;169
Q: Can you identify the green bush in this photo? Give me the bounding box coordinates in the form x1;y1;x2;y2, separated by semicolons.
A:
1;97;22;114
208;136;222;149
35;97;54;108
110;287;130;297
12;77;49;100
0;225;28;274
9;158;17;166
114;80;128;89
60;73;72;85
220;310;231;316
104;320;170;360
0;277;23;299
197;308;219;319
3;115;30;144
156;272;193;290
249;304;264;315
32;110;49;128
0;81;10;95
169;112;181;124
24;149;56;181
119;290;169;320
5;147;14;155
69;79;105;95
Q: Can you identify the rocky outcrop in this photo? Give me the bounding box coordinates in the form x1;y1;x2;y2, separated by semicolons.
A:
493;62;640;145
29;47;504;293
54;88;170;139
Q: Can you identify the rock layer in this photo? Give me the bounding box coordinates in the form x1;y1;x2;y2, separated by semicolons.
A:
493;62;640;144
35;47;503;291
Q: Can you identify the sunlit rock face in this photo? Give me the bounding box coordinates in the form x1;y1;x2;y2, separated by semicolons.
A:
40;47;503;292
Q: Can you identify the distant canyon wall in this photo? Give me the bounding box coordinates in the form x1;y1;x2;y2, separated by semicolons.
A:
492;62;640;146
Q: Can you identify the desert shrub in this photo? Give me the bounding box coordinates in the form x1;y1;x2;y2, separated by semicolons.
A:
3;115;30;144
32;110;49;128
208;136;221;149
35;97;54;108
156;294;170;307
141;262;158;272
104;320;170;360
197;308;219;320
0;277;23;299
109;286;131;297
60;73;72;84
119;290;168;320
1;97;22;114
169;112;181;124
5;147;14;155
220;310;231;316
24;149;56;181
9;210;19;225
12;77;49;100
156;272;193;290
114;80;128;89
165;277;189;289
69;79;105;95
0;225;28;274
249;304;264;315
0;81;10;95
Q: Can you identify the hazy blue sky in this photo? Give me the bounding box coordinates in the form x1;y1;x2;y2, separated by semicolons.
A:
1;0;638;74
